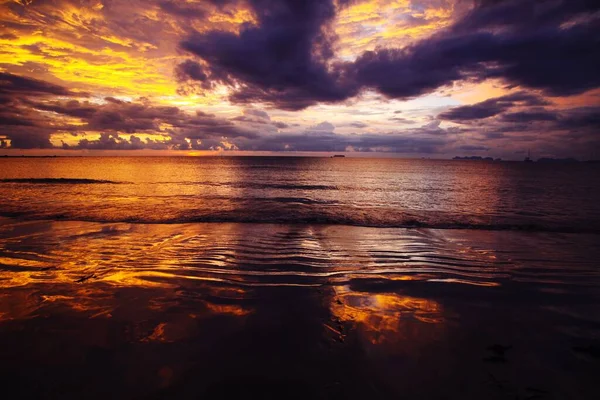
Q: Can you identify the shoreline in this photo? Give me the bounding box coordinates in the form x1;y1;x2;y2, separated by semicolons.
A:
2;215;599;235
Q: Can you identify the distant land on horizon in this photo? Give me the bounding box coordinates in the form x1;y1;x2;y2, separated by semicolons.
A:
452;156;600;163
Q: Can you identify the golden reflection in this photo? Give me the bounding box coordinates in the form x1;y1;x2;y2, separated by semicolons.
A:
0;221;258;322
100;270;179;288
144;322;170;342
0;277;254;322
0;284;113;321
205;303;252;316
331;286;444;344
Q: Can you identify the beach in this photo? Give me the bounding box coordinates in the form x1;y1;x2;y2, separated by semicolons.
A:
0;157;599;398
0;218;599;399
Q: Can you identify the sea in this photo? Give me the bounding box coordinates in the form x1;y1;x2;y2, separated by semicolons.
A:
0;156;599;399
1;156;600;230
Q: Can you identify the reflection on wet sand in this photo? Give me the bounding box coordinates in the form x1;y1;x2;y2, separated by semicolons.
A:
332;287;444;344
1;219;599;398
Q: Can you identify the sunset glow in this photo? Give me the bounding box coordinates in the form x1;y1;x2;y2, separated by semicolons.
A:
1;0;598;158
1;3;600;398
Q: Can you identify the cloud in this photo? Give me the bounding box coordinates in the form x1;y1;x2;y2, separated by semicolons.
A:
458;144;490;152
0;73;85;148
357;0;600;98
43;99;458;153
419;120;444;133
0;72;75;98
1;95;264;150
175;60;211;90
390;116;416;124
352;0;600;99
177;0;360;110
434;93;600;158
439;93;600;134
439;92;549;121
309;121;336;132
558;106;600;127
69;132;148;150
1;0;599;158
230;108;288;130
500;110;558;123
243;109;270;121
158;1;209;19
273;121;289;129
237;130;453;153
178;0;600;109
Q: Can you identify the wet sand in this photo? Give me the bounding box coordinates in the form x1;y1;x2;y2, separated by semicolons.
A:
0;218;599;399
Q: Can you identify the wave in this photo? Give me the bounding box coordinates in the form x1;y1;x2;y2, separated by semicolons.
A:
171;181;339;190
243;183;338;190
257;197;337;205
0;179;458;193
1;210;597;233
0;178;124;184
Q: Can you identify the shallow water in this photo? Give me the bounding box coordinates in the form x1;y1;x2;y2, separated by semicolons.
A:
0;218;599;399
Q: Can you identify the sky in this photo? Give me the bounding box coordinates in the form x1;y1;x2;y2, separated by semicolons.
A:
0;0;598;159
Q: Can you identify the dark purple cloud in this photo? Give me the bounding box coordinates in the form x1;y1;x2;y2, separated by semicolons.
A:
24;99;98;119
178;0;600;109
436;93;600;157
358;0;600;98
158;1;209;19
175;60;211;90
439;92;549;121
556;106;600;130
500;110;558;123
0;72;74;98
440;94;600;133
178;0;359;110
0;73;81;148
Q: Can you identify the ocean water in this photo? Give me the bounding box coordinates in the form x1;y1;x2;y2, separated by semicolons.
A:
1;156;599;231
0;157;599;399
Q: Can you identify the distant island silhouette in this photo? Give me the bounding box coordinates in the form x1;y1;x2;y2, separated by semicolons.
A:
452;156;600;163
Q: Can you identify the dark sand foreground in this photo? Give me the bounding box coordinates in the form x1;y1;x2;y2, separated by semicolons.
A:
0;218;599;399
